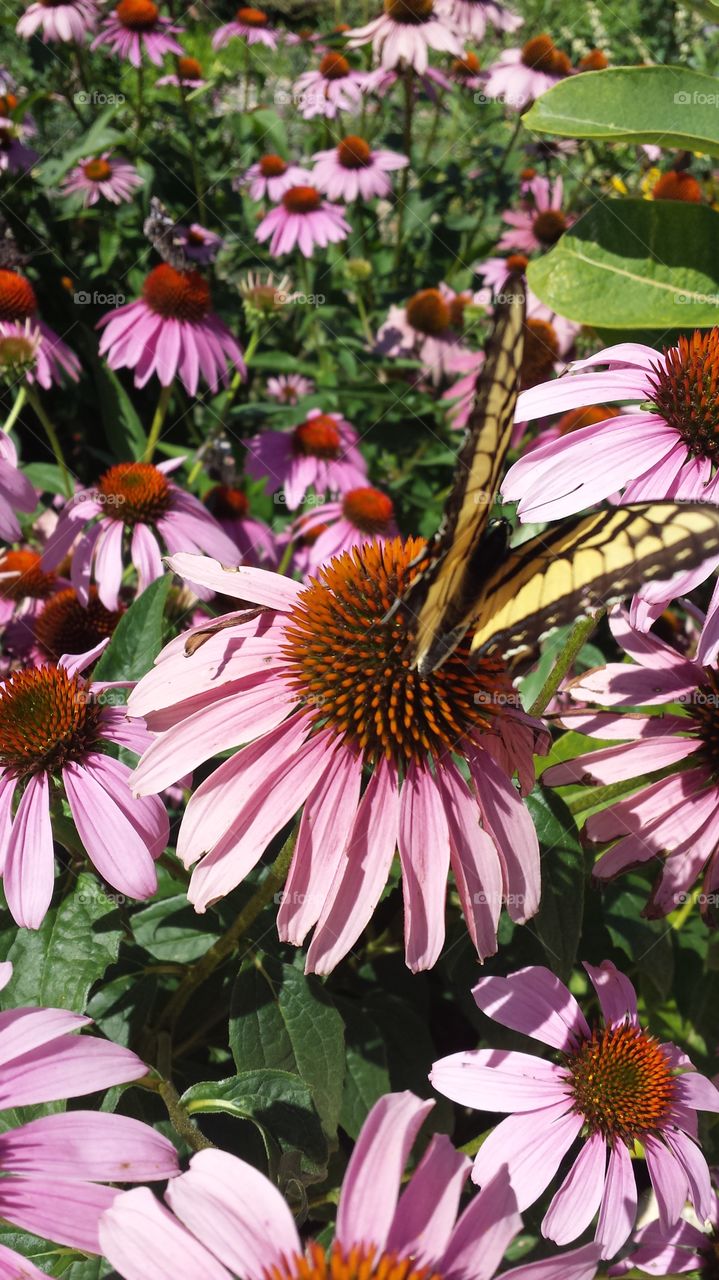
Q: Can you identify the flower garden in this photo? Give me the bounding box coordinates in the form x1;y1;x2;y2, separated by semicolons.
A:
0;0;718;1275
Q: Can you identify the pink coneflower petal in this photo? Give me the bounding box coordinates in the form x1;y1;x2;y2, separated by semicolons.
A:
62;758;158;898
595;1143;636;1259
385;1135;470;1265
541;1133;607;1245
0;1178;119;1254
398;761;450;971
4;772;54;929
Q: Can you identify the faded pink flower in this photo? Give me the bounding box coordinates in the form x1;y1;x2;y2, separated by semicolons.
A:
255;184;351;257
609;1190;719;1275
41;460;240;609
0;431;38;541
240;155;309;202
498;176;573;254
291;486;398;575
202;484;278;567
431;961;719;1258
127;539;548;974
61;151;143;206
312;135;408;201
266;372;315;403
91;0;183;64
436;0;522;39
97;264;246;395
0;268;80;388
347;2;461;74
99;1090;601;1280
16;0;98;41
245;409;367;509
0;647;169;928
483;34;571;109
376;284;481;383
212;5;278;50
543;608;719;918
0;961;178;1273
293;52;372;119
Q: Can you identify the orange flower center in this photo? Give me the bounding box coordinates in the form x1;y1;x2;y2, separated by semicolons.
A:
0;666;104;777
337;135;372;169
83;157;112;182
115;0;159;30
267;1243;440;1280
649;329;719;464
506;252;529;273
204;484;249;519
342;487;394;534
143;264;211;323
0;550;56;601
319;52;351;80
521;318;559;389
97;462;172;525
282;185;322;214
448;293;470;331
259;153;287;178
566;1023;676;1142
689;669;719;771
653;170;703;203
452;51;480;76
530;208;566;247
236;5;267;23
293;416;341;459
0;94;18;115
578;49;609;71
383;0;434;22
556;404;620;435
35;587;124;663
178;55;202;78
281;538;514;765
0;270;36;322
405;288;451;337
521;34;564;74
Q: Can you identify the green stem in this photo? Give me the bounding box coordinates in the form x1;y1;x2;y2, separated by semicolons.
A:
491;111;523;182
177;75;206;221
186;330;260;488
3;385;26;433
25;388;73;496
157;829;297;1035
276;535;296;577
394;65;415;274
354;289;373;344
135;61;144;145
421;90;445;164
528;610;605;717
143;383;173;463
155;1033;215;1151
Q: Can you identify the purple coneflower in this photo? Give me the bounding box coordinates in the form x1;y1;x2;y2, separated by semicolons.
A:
266;372;314;403
202;484;278;567
436;0;522;38
97;263;246;395
483;33;571;109
376;284;479;383
61;152;143;206
498;176;573;254
292;486;398;575
312;135;408;201
240;154;309;202
212;6;278;50
156;53;206;87
347;0;461;74
255;184;351;258
91;0;184;67
0;269;80;387
16;0;98;42
293;52;371;118
245;409;367;508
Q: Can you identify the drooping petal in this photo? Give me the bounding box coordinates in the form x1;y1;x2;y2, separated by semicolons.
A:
100;1186;231;1280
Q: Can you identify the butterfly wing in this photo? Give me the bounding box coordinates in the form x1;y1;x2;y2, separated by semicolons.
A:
408;278;526;674
469;502;719;658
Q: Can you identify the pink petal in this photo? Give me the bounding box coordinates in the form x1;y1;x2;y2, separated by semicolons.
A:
430;1049;566;1112
471;749;539;922
473;968;590;1051
583;961;638;1027
100;1186;231;1280
442;1168;522;1280
471;1102;583;1211
0;1034;148;1108
0;1177;119;1254
398;761;450;971
4;773;54;929
386;1134;470;1267
166;553;301;610
541;1132;607;1244
63;759;158;899
0;1111;178;1181
645;1134;688;1229
595;1140;637;1258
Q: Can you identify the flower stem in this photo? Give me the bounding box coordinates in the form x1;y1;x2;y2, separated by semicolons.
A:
528;609;605;717
394;65;415;274
155;1032;215;1151
143;383;173;463
135;60;145;144
3;385;26;434
156;828;297;1035
25;387;73;496
176;76;206;221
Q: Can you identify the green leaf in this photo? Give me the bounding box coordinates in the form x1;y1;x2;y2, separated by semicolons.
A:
75;330;147;460
526;789;585;982
182;1068;328;1178
229;957;345;1139
21;463;69;497
132;894;221;963
524;66;719;157
0;873;123;1013
93;574;172;682
335;999;390;1140
527;199;719;328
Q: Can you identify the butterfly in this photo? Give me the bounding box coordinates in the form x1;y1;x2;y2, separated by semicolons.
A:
400;276;719;674
143;197;188;271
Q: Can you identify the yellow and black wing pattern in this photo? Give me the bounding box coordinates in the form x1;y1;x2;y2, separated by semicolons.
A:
470;502;719;659
406;279;525;674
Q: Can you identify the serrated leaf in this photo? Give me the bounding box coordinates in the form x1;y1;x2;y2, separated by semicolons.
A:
229;957;345;1139
182;1068;328;1178
526;789;585;982
0;873;122;1013
524;66;719;157
528;198;719;329
132;894;221;963
335;999;390;1140
93;574;171;682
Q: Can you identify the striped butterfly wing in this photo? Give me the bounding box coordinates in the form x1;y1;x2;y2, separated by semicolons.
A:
407;279;526;674
469;502;719;658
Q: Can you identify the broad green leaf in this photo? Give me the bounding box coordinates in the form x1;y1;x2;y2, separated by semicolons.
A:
75;330;147;460
526;789;585;982
0;873;122;1013
527;199;719;328
182;1068;328;1178
93;574;172;682
229;957;345;1139
524;66;719;157
132;894;221;963
21;463;69;497
335;999;390;1140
